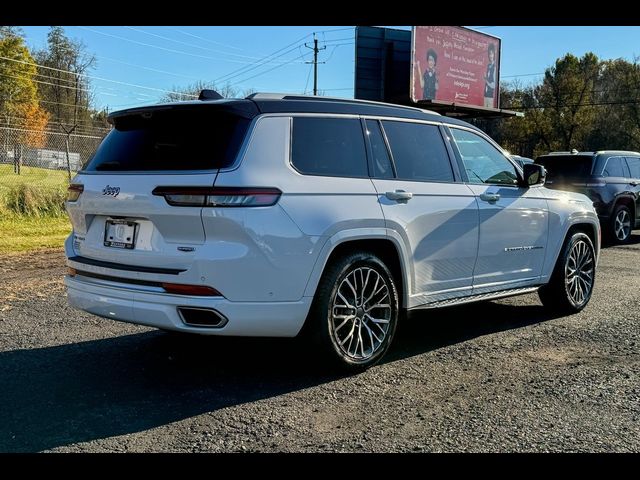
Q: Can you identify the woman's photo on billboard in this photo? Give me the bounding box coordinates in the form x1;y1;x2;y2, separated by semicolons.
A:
484;43;496;107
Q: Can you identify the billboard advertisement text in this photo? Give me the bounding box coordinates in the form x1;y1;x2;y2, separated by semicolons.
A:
411;26;501;108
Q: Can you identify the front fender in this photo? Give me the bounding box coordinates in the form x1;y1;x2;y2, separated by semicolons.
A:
541;203;600;281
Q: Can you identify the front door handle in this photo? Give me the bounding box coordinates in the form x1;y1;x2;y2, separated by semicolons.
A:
480;192;500;203
385;190;413;202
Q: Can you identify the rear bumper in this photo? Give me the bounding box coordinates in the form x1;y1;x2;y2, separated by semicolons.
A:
64;275;312;337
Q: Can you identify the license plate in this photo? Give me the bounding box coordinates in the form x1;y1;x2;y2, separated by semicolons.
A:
104;220;137;249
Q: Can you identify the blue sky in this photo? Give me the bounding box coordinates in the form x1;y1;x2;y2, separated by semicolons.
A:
18;26;640;111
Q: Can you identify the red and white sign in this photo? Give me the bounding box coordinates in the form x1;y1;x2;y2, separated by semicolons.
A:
411;26;501;108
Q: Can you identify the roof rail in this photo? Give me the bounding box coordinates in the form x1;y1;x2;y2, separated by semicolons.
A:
245;92;439;115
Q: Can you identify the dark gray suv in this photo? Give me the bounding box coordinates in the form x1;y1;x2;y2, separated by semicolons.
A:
536;150;640;243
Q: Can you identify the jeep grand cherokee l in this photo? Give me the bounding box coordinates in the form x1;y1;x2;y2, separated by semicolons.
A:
64;93;601;370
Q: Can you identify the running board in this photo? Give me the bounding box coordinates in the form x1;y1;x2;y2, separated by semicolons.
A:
411;286;540;310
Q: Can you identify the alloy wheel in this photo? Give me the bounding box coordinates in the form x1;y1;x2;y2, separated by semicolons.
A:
564;239;595;307
330;267;392;361
615;209;631;241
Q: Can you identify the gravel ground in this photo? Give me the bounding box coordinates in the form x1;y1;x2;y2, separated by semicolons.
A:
0;237;639;453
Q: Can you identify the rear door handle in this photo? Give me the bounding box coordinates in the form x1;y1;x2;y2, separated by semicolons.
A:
629;181;638;186
480;192;500;203
385;190;413;202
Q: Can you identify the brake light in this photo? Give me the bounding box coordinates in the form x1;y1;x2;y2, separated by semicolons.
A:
152;186;281;207
67;184;84;202
161;283;222;296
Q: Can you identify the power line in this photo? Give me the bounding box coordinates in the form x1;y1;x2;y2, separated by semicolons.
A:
95;55;204;81
16;71;160;104
216;43;307;85
317;27;354;34
233;52;311;86
229;33;350;93
212;33;312;84
31;69;158;101
0;54;199;98
1;72;163;111
0;125;106;139
0;71;92;93
7;110;111;130
320;37;355;44
323;42;354;63
108;100;156;109
168;28;245;52
123;26;276;61
75;26;307;66
506;99;640;110
75;26;235;63
0;119;109;135
503;72;545;78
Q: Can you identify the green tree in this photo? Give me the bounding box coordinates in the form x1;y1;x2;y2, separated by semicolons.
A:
33;26;95;130
494;52;613;157
538;52;600;151
0;27;39;122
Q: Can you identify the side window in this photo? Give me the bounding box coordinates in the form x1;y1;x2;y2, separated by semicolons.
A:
625;157;640;179
450;128;518;186
364;119;394;179
380;121;454;182
603;157;630;178
291;117;368;178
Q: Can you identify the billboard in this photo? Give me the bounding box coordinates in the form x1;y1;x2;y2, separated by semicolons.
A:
411;26;501;108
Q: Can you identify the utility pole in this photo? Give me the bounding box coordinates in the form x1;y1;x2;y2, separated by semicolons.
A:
305;34;326;95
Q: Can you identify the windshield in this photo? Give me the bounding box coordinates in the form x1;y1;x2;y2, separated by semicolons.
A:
85;109;250;171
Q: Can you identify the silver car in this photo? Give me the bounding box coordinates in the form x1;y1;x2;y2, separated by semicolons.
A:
64;93;601;371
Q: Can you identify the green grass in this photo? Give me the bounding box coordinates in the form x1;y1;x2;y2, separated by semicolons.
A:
0;165;72;253
0;214;71;253
0;164;71;191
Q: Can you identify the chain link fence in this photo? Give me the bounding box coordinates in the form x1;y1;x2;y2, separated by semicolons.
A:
0;126;109;216
0;126;108;187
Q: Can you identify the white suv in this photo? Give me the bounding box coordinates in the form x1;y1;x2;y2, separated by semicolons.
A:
64;93;600;370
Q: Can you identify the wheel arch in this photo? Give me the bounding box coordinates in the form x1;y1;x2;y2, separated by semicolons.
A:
541;216;600;283
613;196;636;223
303;230;411;308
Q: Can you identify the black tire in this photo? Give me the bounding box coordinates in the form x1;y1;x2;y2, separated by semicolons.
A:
301;252;399;372
609;204;633;244
538;232;596;314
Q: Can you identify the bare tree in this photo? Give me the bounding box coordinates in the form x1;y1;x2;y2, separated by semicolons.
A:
160;81;241;103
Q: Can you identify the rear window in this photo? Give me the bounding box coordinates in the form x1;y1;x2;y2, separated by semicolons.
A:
291;117;368;178
535;155;593;179
85;109;251;171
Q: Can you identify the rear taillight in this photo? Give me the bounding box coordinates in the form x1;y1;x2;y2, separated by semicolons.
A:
152;186;281;207
67;184;84;202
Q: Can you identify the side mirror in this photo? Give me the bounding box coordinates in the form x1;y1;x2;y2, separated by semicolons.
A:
520;163;546;187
